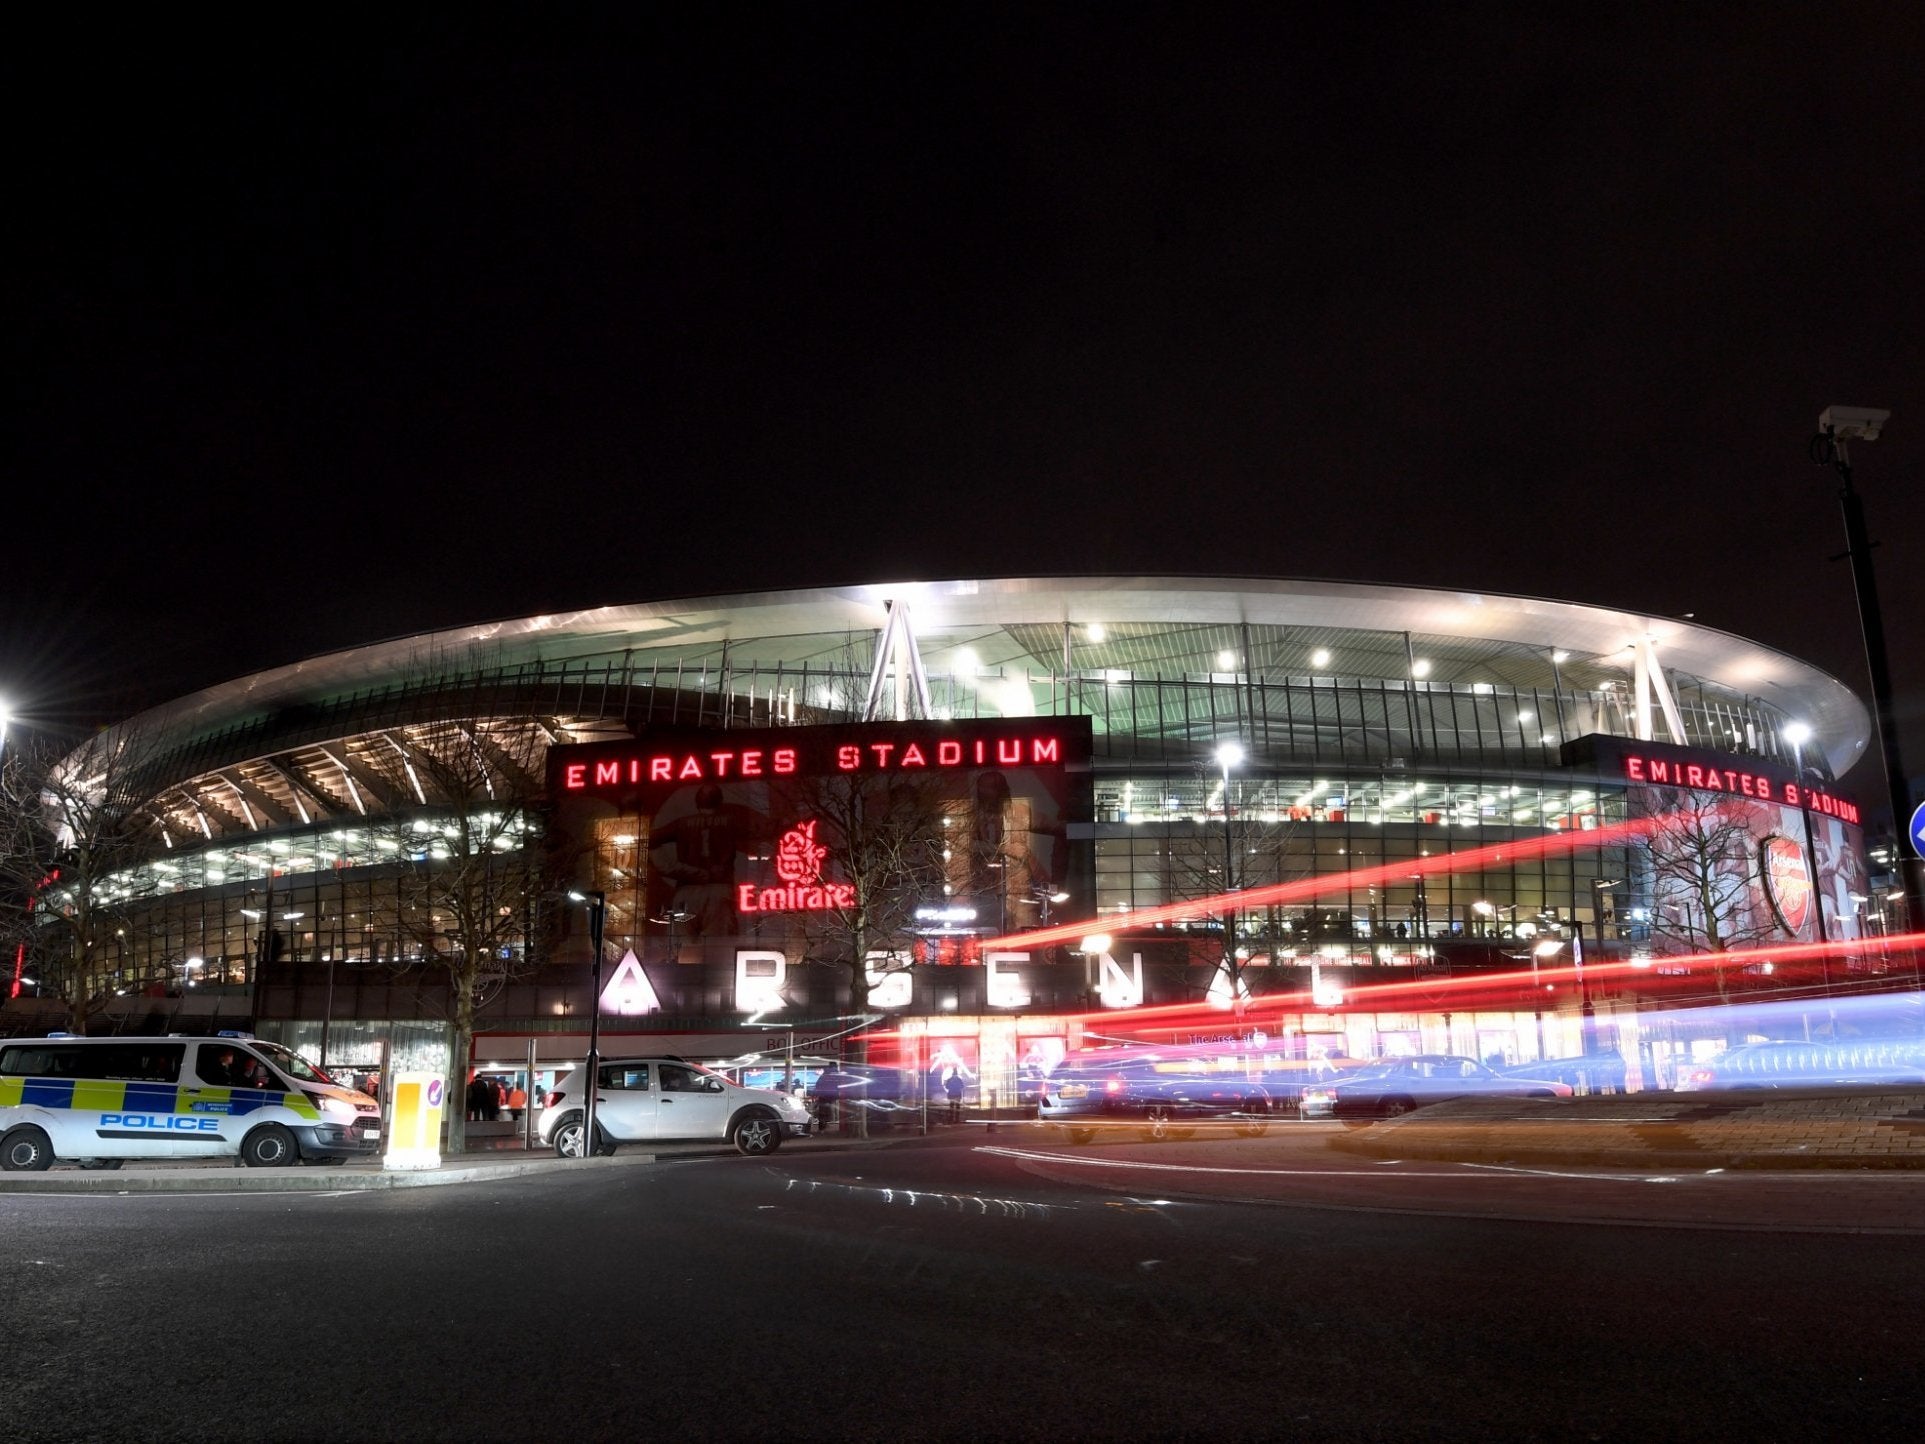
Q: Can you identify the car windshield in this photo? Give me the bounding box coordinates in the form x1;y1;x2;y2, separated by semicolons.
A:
250;1040;334;1085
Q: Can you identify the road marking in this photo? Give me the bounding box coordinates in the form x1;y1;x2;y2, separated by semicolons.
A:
975;1144;1665;1182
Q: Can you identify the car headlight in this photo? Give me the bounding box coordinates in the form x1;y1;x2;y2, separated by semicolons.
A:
304;1090;354;1118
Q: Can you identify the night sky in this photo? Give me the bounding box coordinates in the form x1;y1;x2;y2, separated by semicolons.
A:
8;5;1924;795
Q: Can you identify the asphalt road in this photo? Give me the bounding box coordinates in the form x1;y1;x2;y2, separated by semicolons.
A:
6;1129;1923;1442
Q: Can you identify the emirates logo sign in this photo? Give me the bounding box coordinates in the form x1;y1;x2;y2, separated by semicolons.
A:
1759;834;1812;937
738;820;855;914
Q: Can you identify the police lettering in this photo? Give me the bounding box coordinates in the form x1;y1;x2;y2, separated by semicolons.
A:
99;1113;221;1131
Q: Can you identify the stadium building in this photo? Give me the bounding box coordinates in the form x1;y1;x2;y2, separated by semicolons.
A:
7;578;1889;1099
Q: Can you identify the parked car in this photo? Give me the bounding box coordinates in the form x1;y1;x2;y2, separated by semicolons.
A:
1298;1054;1571;1121
807;1064;915;1128
538;1056;813;1157
1496;1051;1628;1093
1037;1054;1273;1143
1676;1040;1925;1092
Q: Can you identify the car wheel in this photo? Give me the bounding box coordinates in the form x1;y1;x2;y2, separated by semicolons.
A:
1066;1126;1097;1146
1234;1099;1271;1137
553;1114;612;1158
1141;1105;1184;1142
732;1112;781;1156
241;1124;298;1168
2;1125;54;1172
1377;1096;1416;1120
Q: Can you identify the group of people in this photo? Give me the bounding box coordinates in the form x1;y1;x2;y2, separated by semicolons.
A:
465;1074;528;1122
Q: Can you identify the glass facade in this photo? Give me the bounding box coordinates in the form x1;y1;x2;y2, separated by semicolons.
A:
18;581;1875;1096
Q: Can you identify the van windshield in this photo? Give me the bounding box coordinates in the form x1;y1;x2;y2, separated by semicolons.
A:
252;1041;335;1085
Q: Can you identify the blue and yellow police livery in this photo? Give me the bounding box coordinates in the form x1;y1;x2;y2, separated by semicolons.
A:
0;1034;380;1170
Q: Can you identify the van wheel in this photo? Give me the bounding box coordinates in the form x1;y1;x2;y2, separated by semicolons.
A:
2;1125;54;1172
241;1124;298;1167
87;1159;124;1171
731;1113;781;1156
1066;1126;1097;1145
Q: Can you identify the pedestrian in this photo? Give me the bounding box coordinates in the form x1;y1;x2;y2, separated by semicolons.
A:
507;1083;527;1123
466;1073;488;1122
943;1068;964;1123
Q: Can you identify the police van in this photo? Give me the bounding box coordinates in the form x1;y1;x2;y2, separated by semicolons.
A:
0;1032;381;1171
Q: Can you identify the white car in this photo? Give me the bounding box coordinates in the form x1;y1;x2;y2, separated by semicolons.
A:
538;1057;813;1157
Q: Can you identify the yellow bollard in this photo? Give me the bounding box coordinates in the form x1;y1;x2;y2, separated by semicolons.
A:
384;1071;446;1170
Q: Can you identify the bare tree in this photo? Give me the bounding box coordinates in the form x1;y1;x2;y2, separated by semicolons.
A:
367;718;554;1153
781;772;947;1135
0;727;166;1031
1639;787;1782;1005
1157;792;1305;1004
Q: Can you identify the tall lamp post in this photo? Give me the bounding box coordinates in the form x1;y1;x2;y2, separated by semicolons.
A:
1214;740;1245;1011
1781;722;1829;949
1813;407;1925;935
568;889;606;1156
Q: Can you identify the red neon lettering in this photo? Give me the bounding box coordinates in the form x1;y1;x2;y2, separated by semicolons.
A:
736;881;855;913
1650;760;1671;782
678;756;703;780
1739;774;1756;796
1721;770;1738;791
1845;802;1860;824
1685;766;1705;787
774;748;797;774
594;761;621;786
650;757;672;781
710;751;736;777
564;764;586;789
938;741;962;765
900;743;926;767
997;738;1021;765
870;743;895;767
1785;784;1801;806
974;740;986;764
836;746;860;771
1033;736;1059;763
1625;757;1645;781
740;750;763;777
630;759;644;783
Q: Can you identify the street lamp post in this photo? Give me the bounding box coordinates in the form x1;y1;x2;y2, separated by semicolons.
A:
1813;409;1925;935
1214;741;1245;1011
568;889;607;1156
1781;723;1830;953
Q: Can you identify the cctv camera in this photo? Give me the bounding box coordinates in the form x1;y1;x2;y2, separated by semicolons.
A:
1819;405;1890;441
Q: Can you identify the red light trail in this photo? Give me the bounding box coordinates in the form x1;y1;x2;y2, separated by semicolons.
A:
979;813;1660;951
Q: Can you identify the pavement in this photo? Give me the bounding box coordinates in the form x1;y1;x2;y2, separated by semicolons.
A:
1325;1086;1925;1170
8;1090;1925;1192
0;1127;905;1193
